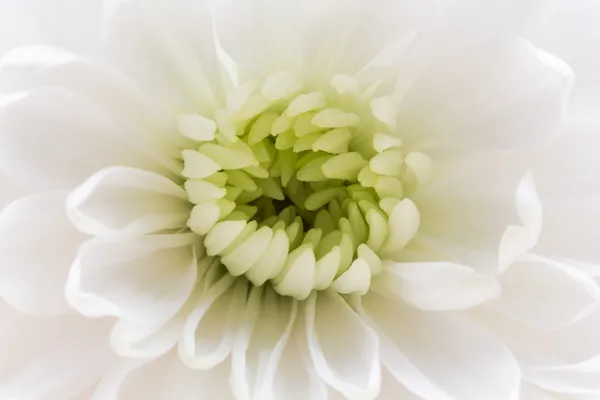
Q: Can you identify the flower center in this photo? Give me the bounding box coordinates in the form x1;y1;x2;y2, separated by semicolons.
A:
179;71;432;299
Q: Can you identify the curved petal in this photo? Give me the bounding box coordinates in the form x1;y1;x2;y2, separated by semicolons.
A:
531;117;600;264
372;261;501;311
231;287;298;400
399;38;573;151
534;0;600;119
0;87;171;191
0;300;114;400
305;291;381;400
271;323;328;400
102;0;228;116
361;292;521;400
474;303;600;368
179;274;245;369
215;0;435;82
67;167;190;237
0;0;104;54
525;367;600;395
161;354;235;400
413;168;542;274
0;191;84;315
66;234;197;329
490;254;600;330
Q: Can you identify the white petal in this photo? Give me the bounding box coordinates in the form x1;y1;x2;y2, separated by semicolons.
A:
372;261;501;311
271;324;328;400
66;234;197;328
103;0;227;115
179;275;245;369
215;0;434;82
0;87;171;191
67;167;190;237
474;303;600;368
305;291;381;400
361;292;521;400
0;300;114;400
414;166;541;274
490;255;600;330
531;117;600;264
231;287;298;400
520;381;560;400
161;354;235;400
399;38;573;151
0;191;84;315
0;0;103;54
0;48;186;174
534;0;600;119
525;367;600;395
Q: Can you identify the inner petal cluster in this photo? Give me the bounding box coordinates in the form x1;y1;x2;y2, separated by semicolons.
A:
179;72;432;299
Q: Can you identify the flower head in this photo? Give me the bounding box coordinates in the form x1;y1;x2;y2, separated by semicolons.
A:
0;0;600;399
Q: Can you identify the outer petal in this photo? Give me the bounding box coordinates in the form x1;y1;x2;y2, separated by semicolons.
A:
305;291;381;400
66;234;198;344
230;287;298;400
0;191;84;315
412;165;542;274
531;117;600;264
474;303;600;368
0;300;115;400
361;292;521;400
0;87;171;191
489;254;600;330
67;167;190;237
271;324;328;400
534;0;600;119
215;0;435;82
398;38;573;151
372;261;501;311
179;274;246;370
0;0;104;55
102;0;229;116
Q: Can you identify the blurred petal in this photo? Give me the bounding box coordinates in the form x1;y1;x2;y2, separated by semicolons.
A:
305;291;381;400
0;301;114;400
0;191;84;315
372;261;500;311
361;292;521;400
67;167;190;237
490;255;599;330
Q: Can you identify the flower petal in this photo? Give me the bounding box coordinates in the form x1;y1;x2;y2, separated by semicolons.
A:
231;287;298;400
179;274;245;369
305;291;381;400
66;234;197;329
399;38;573;151
0;46;187;178
475;304;600;368
534;0;600;119
67;167;190;237
102;0;227;115
161;354;235;400
0;87;170;191
361;292;521;400
372;261;501;311
0;191;84;315
271;325;328;400
0;300;114;400
215;0;435;82
531;117;600;265
0;0;103;54
490;254;600;330
413;168;542;274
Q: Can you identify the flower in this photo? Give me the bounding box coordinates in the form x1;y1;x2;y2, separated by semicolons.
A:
0;0;600;399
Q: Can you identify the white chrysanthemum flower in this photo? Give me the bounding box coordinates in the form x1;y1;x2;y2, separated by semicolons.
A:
1;0;600;399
